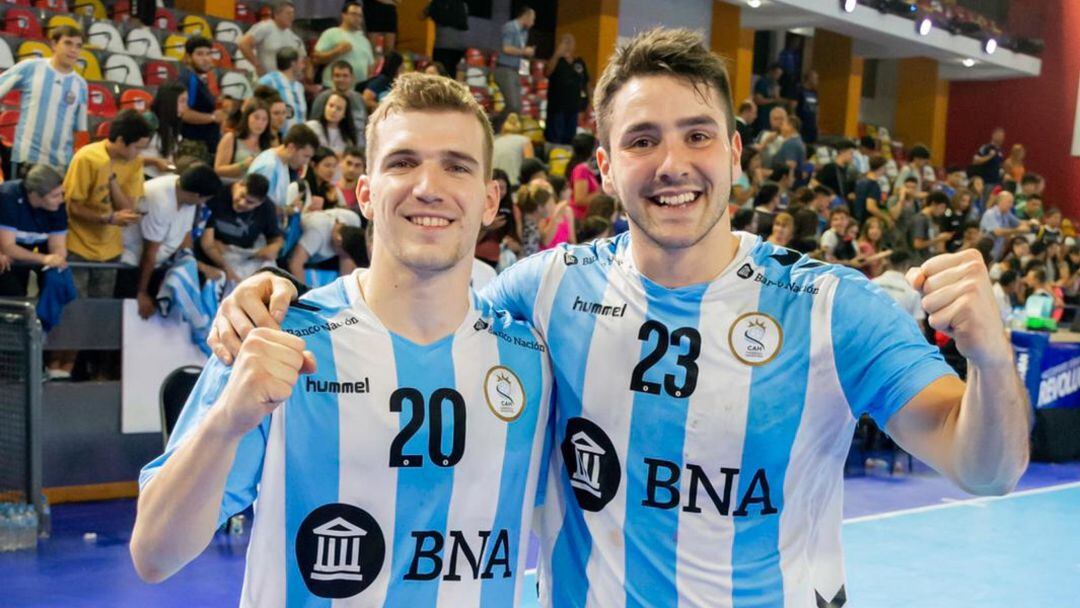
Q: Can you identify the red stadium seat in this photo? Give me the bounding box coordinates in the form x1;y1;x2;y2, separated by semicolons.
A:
0;108;19;148
142;58;177;86
211;42;233;69
4;7;43;39
119;87;152;113
1;88;20;108
2;0;32;7
93;119;109;140
234;1;257;25
86;82;117;118
111;0;130;22
35;0;67;12
154;7;177;32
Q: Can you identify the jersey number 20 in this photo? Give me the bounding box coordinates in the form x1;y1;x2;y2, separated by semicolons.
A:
389;387;467;468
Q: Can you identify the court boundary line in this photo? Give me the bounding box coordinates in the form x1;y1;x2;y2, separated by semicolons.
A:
842;480;1080;524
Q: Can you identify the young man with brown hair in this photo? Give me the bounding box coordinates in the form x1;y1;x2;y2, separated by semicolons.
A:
211;29;1030;607
131;74;552;606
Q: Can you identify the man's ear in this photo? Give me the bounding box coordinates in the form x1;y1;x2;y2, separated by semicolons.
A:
357;174;374;221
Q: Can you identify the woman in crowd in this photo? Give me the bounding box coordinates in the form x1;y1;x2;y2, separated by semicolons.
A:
492;113;534;188
732;148;763;209
363;51;404;111
475;169;518;268
767;211;795;248
857;216;890;278
305;92;359;157
566;132;599;222
1003;143;1026;183
215;99;273;183
304;147;346;212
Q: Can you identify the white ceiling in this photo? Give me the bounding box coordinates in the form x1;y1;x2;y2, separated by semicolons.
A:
721;0;1041;81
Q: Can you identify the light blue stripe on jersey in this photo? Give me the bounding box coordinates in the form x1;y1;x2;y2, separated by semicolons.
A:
548;248;615;607
480;321;546;608
385;334;458;607
283;284;350;607
28;66;55;166
731;248;814;607
249;150;289;208
622;279;708;608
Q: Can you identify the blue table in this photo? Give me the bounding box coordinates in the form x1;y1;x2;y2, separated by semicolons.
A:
1012;330;1080;460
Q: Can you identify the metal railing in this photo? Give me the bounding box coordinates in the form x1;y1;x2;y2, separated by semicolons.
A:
0;299;45;536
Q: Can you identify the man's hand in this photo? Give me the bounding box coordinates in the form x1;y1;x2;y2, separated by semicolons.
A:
0;253;11;273
217;328;314;437
112;209;142;226
524;46;535;58
208;273;299;364
137;292;157;319
336;41;352;55
41;253;67;270
907;248;1011;368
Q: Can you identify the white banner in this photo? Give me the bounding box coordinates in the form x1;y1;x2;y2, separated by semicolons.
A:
121;299;208;434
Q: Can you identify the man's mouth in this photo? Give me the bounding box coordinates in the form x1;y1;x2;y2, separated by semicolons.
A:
407;215;453;228
647;191;703;207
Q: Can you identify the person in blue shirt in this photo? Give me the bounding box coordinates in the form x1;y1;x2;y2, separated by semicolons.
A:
208;28;1032;608
178;36;226;158
0;164;68;297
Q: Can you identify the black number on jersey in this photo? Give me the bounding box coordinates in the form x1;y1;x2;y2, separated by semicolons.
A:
629;321;701;399
389;388;467;468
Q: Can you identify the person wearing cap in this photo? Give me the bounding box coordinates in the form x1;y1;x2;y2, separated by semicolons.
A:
178;35;226;161
287;207;366;280
200;173;284;284
120;162;223;319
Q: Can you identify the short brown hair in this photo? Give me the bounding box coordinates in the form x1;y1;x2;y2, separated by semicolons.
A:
365;73;494;179
50;24;84;43
593;28;735;148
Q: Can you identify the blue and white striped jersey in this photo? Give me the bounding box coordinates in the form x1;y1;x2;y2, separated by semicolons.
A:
0;58;88;167
249;148;291;209
141;271;553;607
257;70;307;131
483;231;955;608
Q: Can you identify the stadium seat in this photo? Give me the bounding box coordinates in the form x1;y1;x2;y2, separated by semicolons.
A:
1;0;32;7
548;147;572;178
142;58;177;86
35;0;68;12
86;20;125;53
125;26;161;58
86;82;117;117
103;52;142;86
219;70;251;101
210;41;233;69
118;87;152;112
1;88;20;108
0;35;14;69
154;7;176;32
93;118;108;140
180;14;210;38
110;0;130;22
214;19;241;44
44;13;79;39
69;0;105;20
75;48;103;81
3;7;42;39
232;57;255;78
162;33;188;61
234;1;257;25
73;128;88;149
16;39;50;60
0;108;19;148
159;365;202;445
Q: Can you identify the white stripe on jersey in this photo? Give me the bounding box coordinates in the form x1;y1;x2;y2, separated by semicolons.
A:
434;330;505;607
531;256;568;341
777;273;854;607
336;277;399;607
673;263;760;608
578;268;646;608
242;403;288;607
0;59;86;166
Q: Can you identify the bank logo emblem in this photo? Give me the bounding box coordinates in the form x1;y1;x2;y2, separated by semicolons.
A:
737;263;754;279
561;417;621;511
728;312;783;366
296;504;385;598
484;365;526;421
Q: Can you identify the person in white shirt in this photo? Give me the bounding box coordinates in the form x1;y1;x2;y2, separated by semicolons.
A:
287;207;365;280
872;250;925;322
122;163;223;319
237;0;307;77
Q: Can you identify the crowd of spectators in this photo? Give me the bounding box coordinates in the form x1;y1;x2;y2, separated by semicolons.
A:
0;1;1074;381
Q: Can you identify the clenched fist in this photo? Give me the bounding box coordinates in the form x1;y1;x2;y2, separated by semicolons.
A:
907;248;1012;368
218;328;316;437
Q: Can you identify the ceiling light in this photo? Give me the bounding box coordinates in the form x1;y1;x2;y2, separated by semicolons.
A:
962;58;975;67
840;0;857;13
747;0;762;8
916;16;932;36
984;37;997;54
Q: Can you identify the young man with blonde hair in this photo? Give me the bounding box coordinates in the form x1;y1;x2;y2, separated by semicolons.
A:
210;29;1030;607
131;74;552;607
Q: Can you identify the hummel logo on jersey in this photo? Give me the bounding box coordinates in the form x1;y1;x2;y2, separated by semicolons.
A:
572;296;627;318
737;263;754;279
306;377;371;394
295;503;385;598
561;418;621;512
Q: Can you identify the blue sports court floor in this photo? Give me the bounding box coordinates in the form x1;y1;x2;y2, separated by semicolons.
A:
2;462;1079;606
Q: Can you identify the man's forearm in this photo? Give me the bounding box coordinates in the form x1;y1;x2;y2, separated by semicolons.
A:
130;405;245;583
0;240;47;265
950;359;1032;494
137;243;160;295
110;179;135;210
68;202;109;225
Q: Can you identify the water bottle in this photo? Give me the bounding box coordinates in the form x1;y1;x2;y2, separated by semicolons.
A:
0;504;11;552
37;497;51;539
229;514;246;536
23;506;39;550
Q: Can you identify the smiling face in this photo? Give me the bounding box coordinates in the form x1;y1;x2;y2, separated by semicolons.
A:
596;74;741;251
52;34;82;70
359;109;498;274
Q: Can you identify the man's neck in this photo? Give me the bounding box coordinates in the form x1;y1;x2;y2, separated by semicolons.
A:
275;146;291;165
48;56;73;75
105;141;125;161
629;217;741;288
358;247;473;345
280;70;295;82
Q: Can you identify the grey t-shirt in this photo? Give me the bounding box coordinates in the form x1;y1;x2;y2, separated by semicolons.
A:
248;20;306;75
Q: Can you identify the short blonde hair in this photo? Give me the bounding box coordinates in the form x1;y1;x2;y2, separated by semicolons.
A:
365;73;495;179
